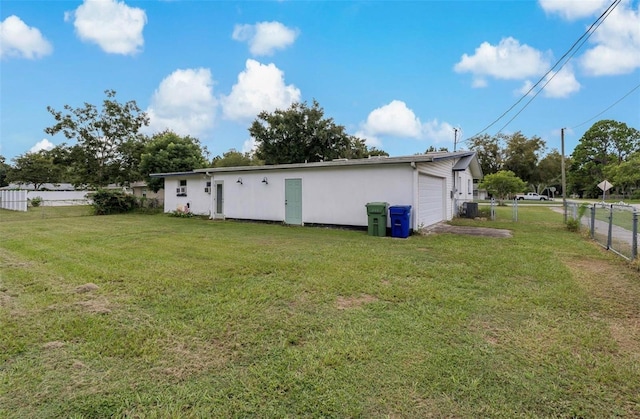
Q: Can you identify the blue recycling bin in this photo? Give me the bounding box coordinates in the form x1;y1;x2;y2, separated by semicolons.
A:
389;205;412;238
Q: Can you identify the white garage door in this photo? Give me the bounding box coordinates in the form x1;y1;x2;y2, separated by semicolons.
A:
418;174;446;227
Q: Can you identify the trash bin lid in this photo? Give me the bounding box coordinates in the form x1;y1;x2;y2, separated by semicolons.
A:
389;205;412;215
366;202;389;214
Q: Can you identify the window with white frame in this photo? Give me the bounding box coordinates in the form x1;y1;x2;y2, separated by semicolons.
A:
176;179;187;196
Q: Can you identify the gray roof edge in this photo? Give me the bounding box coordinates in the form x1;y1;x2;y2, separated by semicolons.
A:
149;171;199;178
193;151;476;174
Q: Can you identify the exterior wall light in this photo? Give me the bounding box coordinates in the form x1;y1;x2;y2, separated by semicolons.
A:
262;177;268;184
237;177;243;184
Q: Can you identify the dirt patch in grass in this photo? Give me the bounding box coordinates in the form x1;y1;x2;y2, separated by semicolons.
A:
75;283;99;293
0;289;13;308
421;223;512;238
76;298;112;314
0;248;34;269
42;341;66;350
336;294;378;310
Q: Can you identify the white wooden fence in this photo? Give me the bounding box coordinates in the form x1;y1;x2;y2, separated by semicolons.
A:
0;190;91;212
0;190;28;211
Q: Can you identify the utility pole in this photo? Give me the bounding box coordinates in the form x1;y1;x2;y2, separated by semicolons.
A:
561;128;567;223
453;128;458;152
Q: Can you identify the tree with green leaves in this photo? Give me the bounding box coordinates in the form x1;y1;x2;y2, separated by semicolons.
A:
249;100;385;164
569;120;639;198
467;134;503;176
502;131;546;185
139;130;208;192
6;150;63;190
479;170;527;204
0;156;11;187
44;89;149;187
534;149;564;196
212;149;263;168
604;152;640;199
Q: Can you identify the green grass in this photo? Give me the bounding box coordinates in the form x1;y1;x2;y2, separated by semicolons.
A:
1;208;639;417
0;205;93;222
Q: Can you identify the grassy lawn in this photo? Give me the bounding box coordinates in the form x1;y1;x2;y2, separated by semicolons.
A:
1;208;639;417
0;205;93;222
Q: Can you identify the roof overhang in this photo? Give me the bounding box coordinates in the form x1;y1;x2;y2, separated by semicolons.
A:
151;151;483;178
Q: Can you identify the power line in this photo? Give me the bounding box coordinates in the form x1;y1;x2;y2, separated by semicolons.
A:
569;82;640;130
469;0;621;139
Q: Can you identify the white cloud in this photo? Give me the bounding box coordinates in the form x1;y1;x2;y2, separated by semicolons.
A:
422;120;457;145
353;131;382;149
146;68;218;137
454;37;550;86
538;0;609;20
543;66;581;98
29;139;55;153
67;0;146;55
539;0;640;76
242;137;257;154
357;100;456;148
221;59;301;122
232;21;298;56
518;65;581;98
580;2;640;75
0;15;52;59
362;100;423;138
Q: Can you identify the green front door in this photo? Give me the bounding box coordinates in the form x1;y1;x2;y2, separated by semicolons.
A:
285;178;302;225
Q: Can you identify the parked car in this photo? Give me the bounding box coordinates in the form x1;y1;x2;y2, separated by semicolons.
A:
515;192;550;201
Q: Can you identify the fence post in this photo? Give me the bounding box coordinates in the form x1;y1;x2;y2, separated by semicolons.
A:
633;210;638;260
607;205;613;250
590;204;596;239
490;198;496;221
513;199;518;222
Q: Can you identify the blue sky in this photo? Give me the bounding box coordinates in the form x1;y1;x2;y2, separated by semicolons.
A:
1;0;639;162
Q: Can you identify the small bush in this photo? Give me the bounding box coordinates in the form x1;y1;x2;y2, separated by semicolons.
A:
29;196;43;207
566;218;581;232
90;189;138;215
169;205;193;218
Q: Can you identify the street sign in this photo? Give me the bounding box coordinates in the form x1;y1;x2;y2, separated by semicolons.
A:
597;180;613;192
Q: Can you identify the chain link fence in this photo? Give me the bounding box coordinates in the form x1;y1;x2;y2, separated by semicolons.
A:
570;202;638;261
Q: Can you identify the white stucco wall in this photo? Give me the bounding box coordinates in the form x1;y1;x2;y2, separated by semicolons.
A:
210;164;414;227
163;175;212;216
160;155;479;228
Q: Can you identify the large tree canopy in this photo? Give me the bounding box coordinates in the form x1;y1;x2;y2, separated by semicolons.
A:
502;132;546;185
44;90;149;187
467;134;503;176
139;131;208;192
569;120;640;198
212;149;263;168
249;100;386;165
6;151;63;190
468;132;546;186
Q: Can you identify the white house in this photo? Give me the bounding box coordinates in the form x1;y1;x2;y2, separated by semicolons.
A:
153;151;483;230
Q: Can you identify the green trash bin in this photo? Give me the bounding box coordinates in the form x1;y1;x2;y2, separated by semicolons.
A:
366;202;388;237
